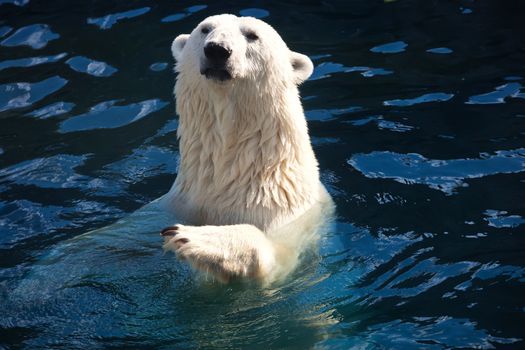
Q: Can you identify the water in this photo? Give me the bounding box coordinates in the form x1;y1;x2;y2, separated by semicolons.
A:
1;0;524;348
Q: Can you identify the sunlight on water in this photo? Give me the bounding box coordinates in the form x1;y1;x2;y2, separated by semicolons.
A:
161;5;207;23
1;0;524;348
66;56;117;77
0;76;68;112
384;92;454;107
26;101;75;119
370;41;408;54
466;83;522;105
0;53;66;71
59;99;169;132
87;7;151;30
0;23;59;49
348;149;525;195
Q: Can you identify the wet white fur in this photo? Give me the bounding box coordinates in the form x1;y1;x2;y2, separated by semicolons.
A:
161;14;332;283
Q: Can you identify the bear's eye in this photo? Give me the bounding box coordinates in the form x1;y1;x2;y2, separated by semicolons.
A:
245;31;259;42
201;26;210;34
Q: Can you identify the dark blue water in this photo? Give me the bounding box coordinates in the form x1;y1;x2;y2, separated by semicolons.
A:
1;1;524;349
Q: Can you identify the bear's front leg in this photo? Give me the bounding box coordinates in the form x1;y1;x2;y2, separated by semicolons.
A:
161;224;277;283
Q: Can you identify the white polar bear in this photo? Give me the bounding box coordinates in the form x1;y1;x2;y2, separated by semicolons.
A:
160;14;333;283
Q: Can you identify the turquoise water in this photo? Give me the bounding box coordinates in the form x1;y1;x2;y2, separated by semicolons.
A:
1;1;524;349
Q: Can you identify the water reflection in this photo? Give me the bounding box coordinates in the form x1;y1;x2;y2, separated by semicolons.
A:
384;92;454;107
310;62;393;81
87;7;151;30
426;47;453;54
0;25;12;37
335;316;520;349
149;62;168;71
346;115;414;132
370;41;408;54
27;101;74;119
0;0;29;6
239;8;270;19
1;0;525;348
161;5;207;23
0;23;59;49
466;83;522;105
0;76;68;112
59;99;168;132
484;210;525;229
0;52;66;71
348;148;525;195
0;154;89;189
306;106;362;121
66;56;117;77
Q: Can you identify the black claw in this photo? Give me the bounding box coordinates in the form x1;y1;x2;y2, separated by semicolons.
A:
160;226;179;237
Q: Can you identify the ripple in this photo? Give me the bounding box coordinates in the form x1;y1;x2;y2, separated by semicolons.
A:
384;92;454;106
504;76;522;82
471;262;525;283
347;115;414;132
186;5;207;13
104;146;178;184
66;56;117;77
372;257;479;299
150;118;179;139
161;13;188;23
347;115;378;126
348;148;525;195
161;5;207;23
0;0;29;6
484;210;525;228
310;62;347;81
149;62;168;71
306;106;362;121
466;83;522;105
0;200;70;247
0;24;59;49
426;47;453;54
0;52;66;71
59;99;169;133
310;63;393;81
0;26;12;38
376;119;414;132
337;224;421;273
370;40;408;54
0;76;68;112
88;7;151;30
0;154;126;197
27;101;75;119
347;316;521;349
312;137;340;147
374;192;407;205
239;8;270;19
360;68;393;77
0;199;124;247
0;154;89;190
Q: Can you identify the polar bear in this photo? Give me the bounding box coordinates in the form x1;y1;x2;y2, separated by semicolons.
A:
160;14;333;283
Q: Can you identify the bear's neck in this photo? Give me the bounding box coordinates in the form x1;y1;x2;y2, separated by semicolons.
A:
169;76;320;229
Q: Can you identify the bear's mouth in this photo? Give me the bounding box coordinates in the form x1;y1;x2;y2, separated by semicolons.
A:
202;68;232;82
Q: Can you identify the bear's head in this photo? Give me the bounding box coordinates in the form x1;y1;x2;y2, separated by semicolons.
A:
171;14;313;86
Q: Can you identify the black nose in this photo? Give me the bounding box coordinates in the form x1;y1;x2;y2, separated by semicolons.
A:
204;42;231;62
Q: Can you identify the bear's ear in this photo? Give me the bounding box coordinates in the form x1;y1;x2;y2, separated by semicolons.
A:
290;52;313;85
171;34;190;61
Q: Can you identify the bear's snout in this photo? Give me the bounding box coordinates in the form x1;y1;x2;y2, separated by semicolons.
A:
204;42;232;63
201;42;233;82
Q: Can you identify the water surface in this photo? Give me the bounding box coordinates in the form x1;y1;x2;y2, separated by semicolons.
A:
1;0;524;349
